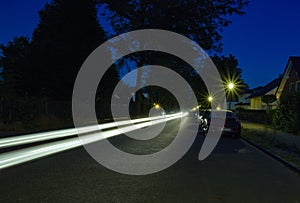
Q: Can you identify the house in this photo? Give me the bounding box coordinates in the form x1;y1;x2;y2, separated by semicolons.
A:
233;56;300;115
275;57;300;132
246;76;282;110
238;56;300;111
276;56;300;99
233;90;251;110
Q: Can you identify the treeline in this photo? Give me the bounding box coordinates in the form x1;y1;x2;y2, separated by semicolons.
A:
0;0;249;131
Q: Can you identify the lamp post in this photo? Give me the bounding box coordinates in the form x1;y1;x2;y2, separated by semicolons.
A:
227;82;235;110
207;96;213;109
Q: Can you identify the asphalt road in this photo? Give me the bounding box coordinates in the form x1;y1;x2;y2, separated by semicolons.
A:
1;117;300;202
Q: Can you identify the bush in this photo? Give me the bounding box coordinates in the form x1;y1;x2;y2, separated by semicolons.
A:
272;103;297;133
236;109;267;124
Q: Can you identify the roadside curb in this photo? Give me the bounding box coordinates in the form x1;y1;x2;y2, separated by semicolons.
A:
241;137;300;175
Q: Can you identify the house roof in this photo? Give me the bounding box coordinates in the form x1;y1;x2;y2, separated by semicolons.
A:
290;56;300;75
247;76;282;99
234;102;250;106
276;56;300;97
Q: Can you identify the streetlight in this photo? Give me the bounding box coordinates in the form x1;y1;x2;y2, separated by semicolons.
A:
228;82;235;90
207;96;213;109
227;82;235;110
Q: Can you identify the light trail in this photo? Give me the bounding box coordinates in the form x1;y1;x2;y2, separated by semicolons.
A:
0;113;183;149
0;112;187;170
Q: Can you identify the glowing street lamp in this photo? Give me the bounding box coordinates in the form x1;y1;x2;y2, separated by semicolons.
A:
154;104;160;109
228;82;235;90
208;96;213;102
227;82;235;110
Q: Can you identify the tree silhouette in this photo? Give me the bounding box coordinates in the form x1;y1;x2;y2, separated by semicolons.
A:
0;36;31;97
212;54;248;98
29;0;108;100
0;37;33;123
0;0;121;123
97;0;249;114
99;0;249;52
262;94;276;113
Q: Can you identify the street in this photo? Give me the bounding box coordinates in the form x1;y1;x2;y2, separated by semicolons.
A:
1;117;300;202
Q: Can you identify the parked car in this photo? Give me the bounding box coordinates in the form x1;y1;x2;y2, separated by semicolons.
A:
197;109;241;138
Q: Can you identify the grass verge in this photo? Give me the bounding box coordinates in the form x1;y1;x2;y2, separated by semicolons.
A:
242;128;300;168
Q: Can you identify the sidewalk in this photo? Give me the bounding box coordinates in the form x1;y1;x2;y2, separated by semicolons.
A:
241;121;300;151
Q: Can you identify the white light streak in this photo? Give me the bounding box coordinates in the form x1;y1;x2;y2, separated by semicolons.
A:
0;113;182;149
0;113;186;170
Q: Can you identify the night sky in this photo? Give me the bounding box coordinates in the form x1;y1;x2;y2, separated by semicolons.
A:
1;0;299;88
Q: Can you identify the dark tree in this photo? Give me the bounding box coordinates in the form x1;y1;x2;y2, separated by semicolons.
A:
0;37;34;123
114;51;207;114
97;0;248;114
99;0;249;52
261;94;276;113
29;0;108;100
1;0;121;123
273;91;300;133
0;36;31;96
212;54;248;97
96;63;121;120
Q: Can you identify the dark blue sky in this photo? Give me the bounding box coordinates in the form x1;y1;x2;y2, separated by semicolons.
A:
222;0;300;88
1;0;299;88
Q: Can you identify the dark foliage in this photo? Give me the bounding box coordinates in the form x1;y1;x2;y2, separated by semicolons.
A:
0;0;120;125
29;0;108;100
274;92;300;133
98;0;249;52
97;0;249;113
0;36;31;96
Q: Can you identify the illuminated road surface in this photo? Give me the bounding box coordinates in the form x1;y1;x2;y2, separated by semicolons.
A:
0;113;184;169
0;117;300;202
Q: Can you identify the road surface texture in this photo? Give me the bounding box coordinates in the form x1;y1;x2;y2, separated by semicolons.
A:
1;117;300;202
